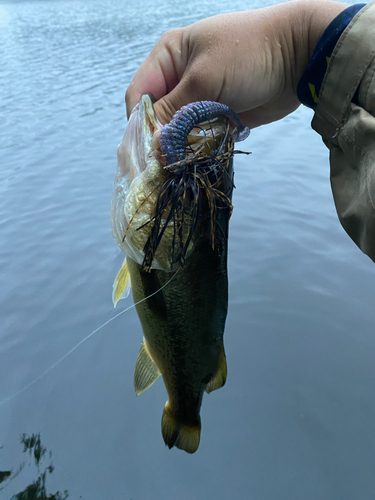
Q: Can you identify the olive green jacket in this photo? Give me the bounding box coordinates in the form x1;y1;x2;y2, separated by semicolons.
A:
312;1;375;262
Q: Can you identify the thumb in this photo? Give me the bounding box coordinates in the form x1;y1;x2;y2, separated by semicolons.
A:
152;85;197;126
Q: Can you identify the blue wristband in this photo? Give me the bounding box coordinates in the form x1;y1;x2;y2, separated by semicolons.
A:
297;3;366;110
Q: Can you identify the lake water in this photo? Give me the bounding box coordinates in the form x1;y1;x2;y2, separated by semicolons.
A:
1;0;375;499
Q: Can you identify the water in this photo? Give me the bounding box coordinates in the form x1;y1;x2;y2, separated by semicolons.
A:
1;0;375;498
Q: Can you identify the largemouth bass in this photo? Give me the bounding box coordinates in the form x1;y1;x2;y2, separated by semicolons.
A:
111;94;249;453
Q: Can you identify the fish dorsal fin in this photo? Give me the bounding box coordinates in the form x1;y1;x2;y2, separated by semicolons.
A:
205;346;227;394
134;339;161;396
112;257;131;308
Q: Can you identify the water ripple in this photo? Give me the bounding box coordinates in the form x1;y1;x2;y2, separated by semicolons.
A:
1;1;375;500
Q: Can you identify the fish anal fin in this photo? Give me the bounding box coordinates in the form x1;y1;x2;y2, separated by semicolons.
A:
161;404;201;454
205;346;227;394
134;339;161;396
112;256;131;308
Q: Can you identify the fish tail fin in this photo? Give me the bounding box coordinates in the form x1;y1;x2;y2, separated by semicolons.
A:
161;404;201;454
112;256;131;307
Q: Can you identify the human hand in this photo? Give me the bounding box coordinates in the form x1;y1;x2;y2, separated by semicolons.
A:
125;0;347;128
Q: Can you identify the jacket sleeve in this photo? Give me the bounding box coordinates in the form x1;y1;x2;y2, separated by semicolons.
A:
311;1;375;262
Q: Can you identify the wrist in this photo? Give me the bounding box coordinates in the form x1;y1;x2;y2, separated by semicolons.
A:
306;0;349;59
281;1;349;93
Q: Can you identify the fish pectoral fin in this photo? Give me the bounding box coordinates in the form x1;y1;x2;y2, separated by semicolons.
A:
134;339;161;396
205;346;227;394
162;405;201;454
112;256;131;308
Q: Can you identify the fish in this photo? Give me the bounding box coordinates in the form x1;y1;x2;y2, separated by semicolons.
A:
111;94;250;453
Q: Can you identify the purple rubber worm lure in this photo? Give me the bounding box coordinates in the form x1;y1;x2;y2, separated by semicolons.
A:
159;101;250;165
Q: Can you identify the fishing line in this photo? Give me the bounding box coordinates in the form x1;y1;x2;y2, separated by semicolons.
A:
0;268;180;407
